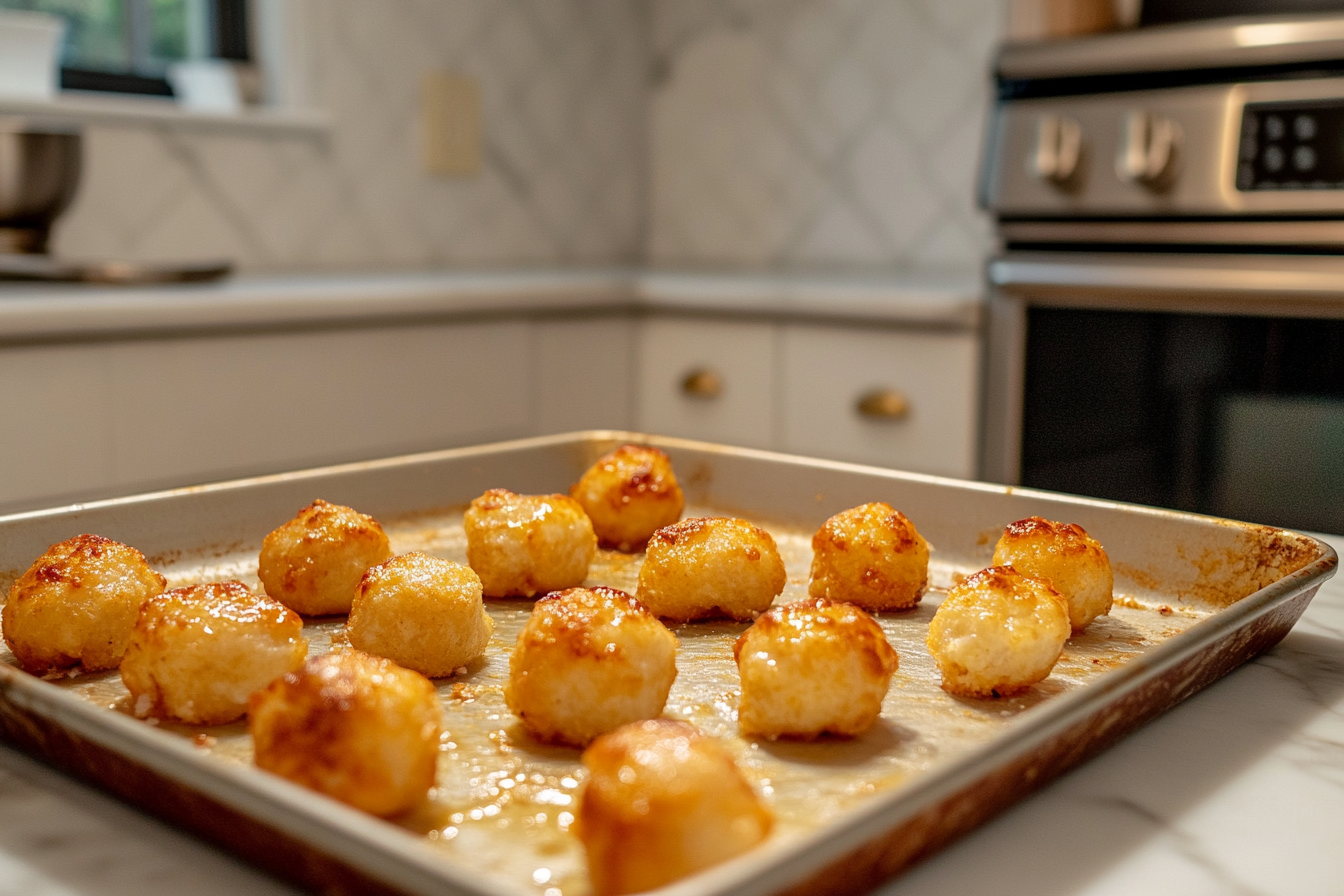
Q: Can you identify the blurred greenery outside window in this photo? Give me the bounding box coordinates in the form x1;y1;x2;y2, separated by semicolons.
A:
0;0;248;93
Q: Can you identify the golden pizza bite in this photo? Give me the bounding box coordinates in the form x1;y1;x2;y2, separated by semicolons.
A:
576;719;773;896
257;499;392;616
636;518;786;622
926;566;1070;699
346;552;493;678
249;650;441;818
2;534;166;675
120;581;308;725
992;516;1114;632
808;502;929;611
505;587;677;747
734;598;898;739
569;444;685;551
463;489;597;598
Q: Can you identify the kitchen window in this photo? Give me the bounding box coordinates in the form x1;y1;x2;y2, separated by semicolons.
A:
0;0;248;96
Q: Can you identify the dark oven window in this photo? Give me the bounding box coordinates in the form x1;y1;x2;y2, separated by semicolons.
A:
1021;307;1344;534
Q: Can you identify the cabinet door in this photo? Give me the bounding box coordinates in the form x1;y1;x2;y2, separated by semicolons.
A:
0;343;117;510
781;324;979;478
531;315;635;435
107;320;532;493
636;317;776;448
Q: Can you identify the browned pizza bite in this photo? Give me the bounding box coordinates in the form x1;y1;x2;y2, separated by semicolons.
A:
808;502;929;611
2;534;166;675
576;719;773;895
120;581;308;725
636;517;786;622
249;650;442;818
735;597;898;739
926;566;1070;699
505;586;677;747
346;552;493;678
569;444;685;551
257;499;392;616
992;516;1114;632
463;489;597;598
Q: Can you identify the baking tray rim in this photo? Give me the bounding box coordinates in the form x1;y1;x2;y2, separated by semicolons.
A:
0;430;1334;896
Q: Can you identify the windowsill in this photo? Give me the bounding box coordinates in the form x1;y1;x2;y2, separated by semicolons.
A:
0;91;328;137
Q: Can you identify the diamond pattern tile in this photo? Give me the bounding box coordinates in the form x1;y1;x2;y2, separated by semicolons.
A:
50;0;1000;274
648;0;1003;271
53;0;650;271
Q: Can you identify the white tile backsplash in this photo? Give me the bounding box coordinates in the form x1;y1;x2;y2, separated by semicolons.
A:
647;0;1002;271
52;0;651;272
48;0;1002;274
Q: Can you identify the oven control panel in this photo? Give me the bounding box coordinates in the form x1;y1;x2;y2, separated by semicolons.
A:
1238;102;1344;191
983;78;1344;218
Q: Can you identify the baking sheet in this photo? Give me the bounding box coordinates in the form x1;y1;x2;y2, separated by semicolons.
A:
0;432;1332;896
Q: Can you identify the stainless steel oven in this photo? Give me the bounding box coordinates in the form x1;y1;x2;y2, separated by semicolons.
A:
981;14;1344;534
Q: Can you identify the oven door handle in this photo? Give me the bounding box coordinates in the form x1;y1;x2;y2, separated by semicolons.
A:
988;251;1344;315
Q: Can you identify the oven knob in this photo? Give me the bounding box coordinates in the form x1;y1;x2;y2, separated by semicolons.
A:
1116;110;1181;191
1029;114;1083;189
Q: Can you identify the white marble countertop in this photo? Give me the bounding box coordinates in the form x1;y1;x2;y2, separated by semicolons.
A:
0;537;1336;896
0;268;983;340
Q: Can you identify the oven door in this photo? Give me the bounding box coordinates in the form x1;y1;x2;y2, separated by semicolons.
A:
984;251;1344;533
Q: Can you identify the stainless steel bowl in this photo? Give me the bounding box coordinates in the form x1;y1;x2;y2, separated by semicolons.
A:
0;122;81;253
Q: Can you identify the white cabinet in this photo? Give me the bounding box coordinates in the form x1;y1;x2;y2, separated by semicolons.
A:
780;324;979;479
635;315;981;479
0;315;635;513
635;317;776;449
106;320;534;494
532;315;636;435
0;343;117;507
0;297;977;512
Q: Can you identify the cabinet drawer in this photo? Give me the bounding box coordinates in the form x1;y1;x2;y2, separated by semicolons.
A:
781;324;979;478
636;317;776;448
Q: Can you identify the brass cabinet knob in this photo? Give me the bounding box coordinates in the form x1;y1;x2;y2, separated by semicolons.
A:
856;388;909;421
681;368;723;399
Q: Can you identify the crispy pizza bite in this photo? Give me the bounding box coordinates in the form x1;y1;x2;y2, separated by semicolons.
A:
992;516;1114;632
257;499;393;616
505;587;677;747
636;518;786;622
2;534;166;675
926;566;1070;699
249;650;442;818
120;581;308;725
463;489;597;598
734;598;898;739
346;552;493;678
808;502;929;611
569;444;685;551
576;719;773;896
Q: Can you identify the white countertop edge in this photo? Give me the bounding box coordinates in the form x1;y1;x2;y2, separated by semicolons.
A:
0;268;984;339
635;271;983;327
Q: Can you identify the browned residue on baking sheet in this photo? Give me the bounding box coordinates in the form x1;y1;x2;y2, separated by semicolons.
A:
1176;525;1319;607
0;504;1322;896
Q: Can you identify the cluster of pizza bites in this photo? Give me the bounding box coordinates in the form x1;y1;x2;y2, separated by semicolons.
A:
0;442;1118;896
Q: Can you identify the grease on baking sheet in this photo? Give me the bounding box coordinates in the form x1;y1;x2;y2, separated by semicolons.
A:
2;506;1214;896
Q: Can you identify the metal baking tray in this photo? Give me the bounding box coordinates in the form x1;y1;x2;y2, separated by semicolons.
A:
0;431;1333;896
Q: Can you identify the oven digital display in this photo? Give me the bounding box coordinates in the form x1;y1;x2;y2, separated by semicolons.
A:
1238;101;1344;191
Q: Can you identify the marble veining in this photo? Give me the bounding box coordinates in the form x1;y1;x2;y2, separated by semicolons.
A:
887;535;1344;896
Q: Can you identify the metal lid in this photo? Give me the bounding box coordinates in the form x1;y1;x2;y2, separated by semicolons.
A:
998;13;1344;79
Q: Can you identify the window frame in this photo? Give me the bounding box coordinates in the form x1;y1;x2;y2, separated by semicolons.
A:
30;0;252;97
